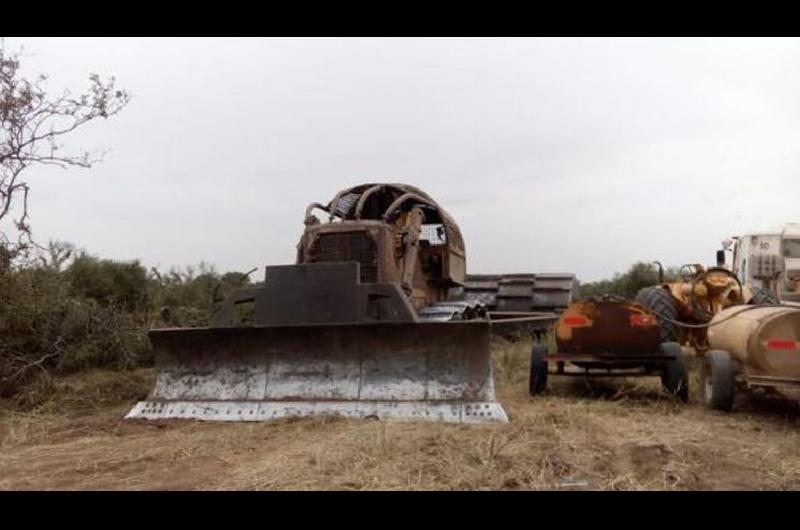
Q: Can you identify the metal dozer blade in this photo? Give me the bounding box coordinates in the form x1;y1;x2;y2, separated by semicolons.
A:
127;183;509;423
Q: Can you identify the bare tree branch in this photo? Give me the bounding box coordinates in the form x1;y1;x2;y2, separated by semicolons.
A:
0;40;130;260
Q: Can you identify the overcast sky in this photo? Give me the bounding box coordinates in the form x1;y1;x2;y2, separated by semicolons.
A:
4;37;800;282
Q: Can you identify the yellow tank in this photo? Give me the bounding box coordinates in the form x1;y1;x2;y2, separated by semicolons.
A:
707;305;800;379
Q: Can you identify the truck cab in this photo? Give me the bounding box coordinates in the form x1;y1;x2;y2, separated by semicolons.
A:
723;223;800;304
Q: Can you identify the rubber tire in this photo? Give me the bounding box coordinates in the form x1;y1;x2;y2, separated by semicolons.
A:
749;287;780;305
702;350;736;411
529;344;549;396
636;286;679;343
659;342;689;402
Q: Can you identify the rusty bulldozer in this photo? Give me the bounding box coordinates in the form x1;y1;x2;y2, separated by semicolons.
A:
127;184;512;423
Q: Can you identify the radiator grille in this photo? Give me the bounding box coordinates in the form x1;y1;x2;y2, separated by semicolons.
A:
310;232;378;283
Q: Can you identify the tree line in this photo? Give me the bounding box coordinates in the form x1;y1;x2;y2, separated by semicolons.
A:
0;242;250;400
579;261;680;299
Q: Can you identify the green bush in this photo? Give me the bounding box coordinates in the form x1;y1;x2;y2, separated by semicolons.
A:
146;263;250;328
579;261;680;299
0;265;148;396
0;246;251;398
66;253;149;312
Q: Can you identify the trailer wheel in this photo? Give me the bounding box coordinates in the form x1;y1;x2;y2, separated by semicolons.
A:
529;344;549;396
636;286;678;343
749;287;779;305
702;350;736;411
659;342;689;402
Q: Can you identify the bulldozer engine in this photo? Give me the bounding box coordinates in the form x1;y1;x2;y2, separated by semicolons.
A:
297;183;467;311
127;183;506;424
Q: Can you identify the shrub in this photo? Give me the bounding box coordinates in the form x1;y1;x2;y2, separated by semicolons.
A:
580;261;679;299
0;264;149;396
0;247;250;398
65;253;149;312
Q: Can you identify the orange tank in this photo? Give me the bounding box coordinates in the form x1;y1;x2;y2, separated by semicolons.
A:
531;296;688;402
555;297;661;357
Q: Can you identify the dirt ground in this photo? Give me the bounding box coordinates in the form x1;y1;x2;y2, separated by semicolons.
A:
1;340;799;490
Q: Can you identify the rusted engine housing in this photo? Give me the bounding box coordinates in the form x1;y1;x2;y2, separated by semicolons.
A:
296;183;466;310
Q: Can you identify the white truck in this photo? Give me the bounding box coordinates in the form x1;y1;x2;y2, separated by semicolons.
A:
720;223;800;305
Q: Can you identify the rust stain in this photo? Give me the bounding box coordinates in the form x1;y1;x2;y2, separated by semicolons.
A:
556;298;660;356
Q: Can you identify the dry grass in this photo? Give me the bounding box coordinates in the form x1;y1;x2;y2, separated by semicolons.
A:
1;340;800;490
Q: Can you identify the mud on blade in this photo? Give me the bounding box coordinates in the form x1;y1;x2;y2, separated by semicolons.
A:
127;321;507;423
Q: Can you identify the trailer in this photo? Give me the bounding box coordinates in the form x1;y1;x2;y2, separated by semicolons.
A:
528;295;688;401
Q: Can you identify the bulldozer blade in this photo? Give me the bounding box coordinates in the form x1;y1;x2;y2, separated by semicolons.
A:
127;321;507;423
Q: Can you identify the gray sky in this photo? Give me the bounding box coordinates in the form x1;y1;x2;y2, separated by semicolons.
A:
5;37;800;282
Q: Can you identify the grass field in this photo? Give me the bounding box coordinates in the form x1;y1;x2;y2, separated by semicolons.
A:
1;339;799;490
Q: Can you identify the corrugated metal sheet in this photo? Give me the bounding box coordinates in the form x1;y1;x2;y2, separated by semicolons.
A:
460;273;579;312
